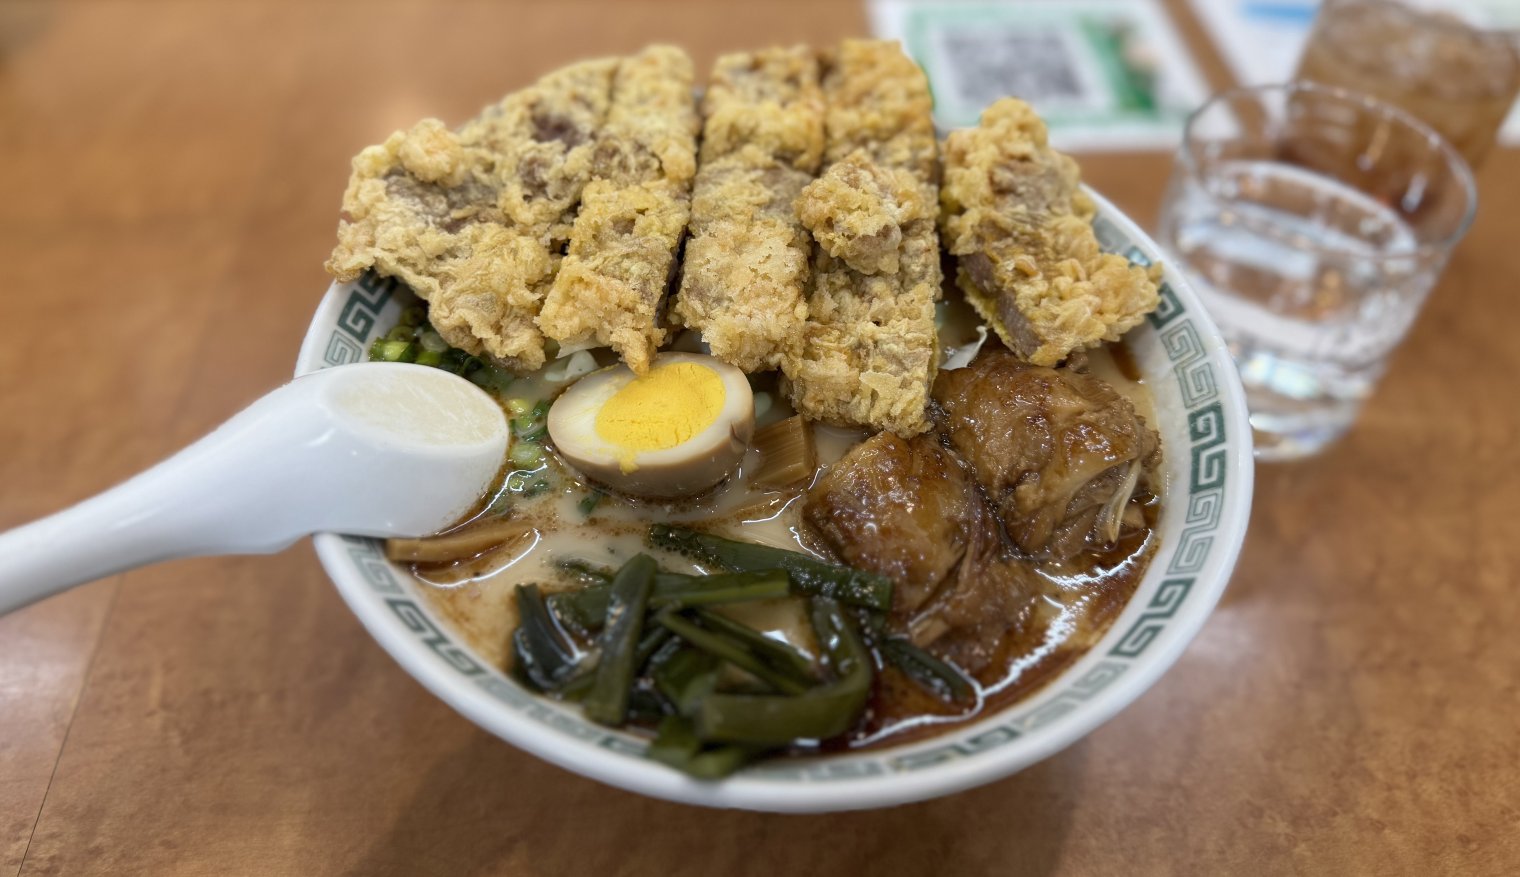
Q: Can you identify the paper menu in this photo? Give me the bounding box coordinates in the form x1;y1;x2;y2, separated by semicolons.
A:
869;0;1211;151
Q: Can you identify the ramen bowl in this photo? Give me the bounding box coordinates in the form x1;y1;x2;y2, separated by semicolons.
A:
294;189;1254;813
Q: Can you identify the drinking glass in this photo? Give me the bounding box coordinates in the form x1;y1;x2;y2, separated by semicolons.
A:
1156;83;1477;461
1296;0;1520;169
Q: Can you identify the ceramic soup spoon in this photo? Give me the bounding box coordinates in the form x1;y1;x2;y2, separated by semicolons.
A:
0;363;508;616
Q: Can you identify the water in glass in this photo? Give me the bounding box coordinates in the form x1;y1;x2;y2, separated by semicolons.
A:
1159;84;1475;460
1159;162;1436;457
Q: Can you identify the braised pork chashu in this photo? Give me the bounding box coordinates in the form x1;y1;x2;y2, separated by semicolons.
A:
933;349;1159;563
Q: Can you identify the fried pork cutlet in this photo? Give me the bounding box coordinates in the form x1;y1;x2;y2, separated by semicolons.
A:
783;39;941;436
672;47;824;372
819;39;939;185
794;149;930;275
675;150;815;371
699;46;825;172
940;99;1159;367
537;46;700;374
786;215;941;436
326;59;616;370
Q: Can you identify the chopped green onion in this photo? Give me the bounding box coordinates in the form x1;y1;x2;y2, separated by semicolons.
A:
469;365;515;395
510;399;545;428
643;631;683;670
414;348;445;368
583;554;657;726
385;325;417;342
448;350;482;376
881;637;975;705
559;669;589;698
417;329;449;353
369;339;417;363
508;442;545;469
577;490;605;518
398;305;427;327
649;525;893;612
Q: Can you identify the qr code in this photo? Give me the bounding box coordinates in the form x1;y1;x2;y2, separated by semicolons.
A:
929;26;1093;110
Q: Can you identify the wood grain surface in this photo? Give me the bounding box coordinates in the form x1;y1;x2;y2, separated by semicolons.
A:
1;2;1516;875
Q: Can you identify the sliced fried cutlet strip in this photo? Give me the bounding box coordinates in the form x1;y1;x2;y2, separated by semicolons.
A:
674;149;815;371
783;39;941;436
326;59;616;370
819;39;939;186
795;149;930;276
699;46;825;172
784;251;939;436
537;46;700;374
940;98;1159;367
672;47;824;372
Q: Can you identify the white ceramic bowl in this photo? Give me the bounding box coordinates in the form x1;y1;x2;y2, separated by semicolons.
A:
295;189;1254;813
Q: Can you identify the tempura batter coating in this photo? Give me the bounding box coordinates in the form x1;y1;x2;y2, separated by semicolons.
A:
786;245;940;435
794;150;929;275
674;149;814;370
820;40;939;184
538;46;700;374
673;48;825;372
940;99;1159;367
700;46;825;171
326;59;616;370
784;39;941;436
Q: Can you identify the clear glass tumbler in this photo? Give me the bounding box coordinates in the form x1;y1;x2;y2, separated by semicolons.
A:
1156;83;1477;460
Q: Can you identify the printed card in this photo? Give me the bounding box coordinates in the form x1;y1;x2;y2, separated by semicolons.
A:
870;0;1211;151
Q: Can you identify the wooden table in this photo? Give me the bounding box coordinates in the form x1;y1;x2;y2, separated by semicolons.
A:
1;2;1515;874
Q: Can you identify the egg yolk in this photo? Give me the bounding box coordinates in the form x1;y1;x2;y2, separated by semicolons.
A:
595;362;726;470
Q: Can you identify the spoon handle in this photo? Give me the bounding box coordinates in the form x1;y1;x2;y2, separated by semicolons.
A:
0;386;327;615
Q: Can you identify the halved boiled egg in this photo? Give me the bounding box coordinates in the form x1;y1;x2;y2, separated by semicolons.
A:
547;352;754;498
